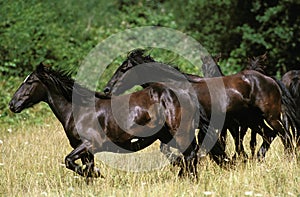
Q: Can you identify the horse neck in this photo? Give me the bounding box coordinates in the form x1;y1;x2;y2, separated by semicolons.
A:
45;88;73;127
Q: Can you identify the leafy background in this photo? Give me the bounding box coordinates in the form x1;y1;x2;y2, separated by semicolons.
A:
1;0;300;123
0;1;300;196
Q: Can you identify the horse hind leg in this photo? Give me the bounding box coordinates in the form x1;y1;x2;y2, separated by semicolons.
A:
253;121;282;160
268;118;295;154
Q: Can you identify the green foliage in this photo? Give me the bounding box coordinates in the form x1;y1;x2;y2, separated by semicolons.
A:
232;0;300;75
117;1;177;29
166;0;300;75
2;0;299;76
1;0;300;125
0;0;122;75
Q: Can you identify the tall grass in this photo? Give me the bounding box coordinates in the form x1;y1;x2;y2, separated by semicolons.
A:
0;117;299;196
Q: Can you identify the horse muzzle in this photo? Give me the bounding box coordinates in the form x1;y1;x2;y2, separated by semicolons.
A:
8;100;22;113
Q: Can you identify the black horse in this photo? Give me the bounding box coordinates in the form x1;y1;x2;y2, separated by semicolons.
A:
104;50;230;164
281;70;300;146
201;54;253;159
282;70;300;122
103;50;254;159
103;50;298;160
245;56;300;153
9;64;213;178
104;50;261;160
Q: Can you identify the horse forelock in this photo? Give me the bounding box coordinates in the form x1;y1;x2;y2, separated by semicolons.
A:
127;49;155;65
116;49;155;74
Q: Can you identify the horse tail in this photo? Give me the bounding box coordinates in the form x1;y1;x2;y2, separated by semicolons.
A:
272;77;300;139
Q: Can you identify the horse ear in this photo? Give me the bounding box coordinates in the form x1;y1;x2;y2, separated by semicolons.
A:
36;62;50;73
247;57;252;64
201;55;209;64
260;52;268;62
36;62;45;72
213;53;222;63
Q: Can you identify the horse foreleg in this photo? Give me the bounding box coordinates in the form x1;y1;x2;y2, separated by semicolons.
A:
219;127;227;150
65;142;101;178
80;152;102;178
210;138;231;166
231;125;248;160
198;127;230;166
257;140;271;161
178;139;199;179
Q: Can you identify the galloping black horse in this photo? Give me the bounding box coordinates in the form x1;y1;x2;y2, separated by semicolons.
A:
104;50;230;164
103;50;297;160
9;64;211;178
103;50;252;159
104;50;261;160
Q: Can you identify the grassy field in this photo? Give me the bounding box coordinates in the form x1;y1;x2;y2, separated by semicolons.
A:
0;116;299;197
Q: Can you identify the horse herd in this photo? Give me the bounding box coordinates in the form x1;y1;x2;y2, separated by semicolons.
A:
8;49;300;179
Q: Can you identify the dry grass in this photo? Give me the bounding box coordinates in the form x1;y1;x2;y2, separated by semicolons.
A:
0;117;299;196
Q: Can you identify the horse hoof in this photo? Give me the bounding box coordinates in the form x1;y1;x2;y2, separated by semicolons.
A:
94;168;104;178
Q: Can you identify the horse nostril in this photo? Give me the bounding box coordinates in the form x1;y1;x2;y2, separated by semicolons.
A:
8;101;14;111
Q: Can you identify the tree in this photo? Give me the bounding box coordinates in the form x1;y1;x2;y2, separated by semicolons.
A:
226;0;300;75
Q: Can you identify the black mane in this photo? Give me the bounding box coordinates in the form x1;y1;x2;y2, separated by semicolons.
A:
35;64;110;104
201;55;224;77
247;53;267;74
127;49;155;65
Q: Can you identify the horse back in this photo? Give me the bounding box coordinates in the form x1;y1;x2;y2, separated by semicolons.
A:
240;70;282;109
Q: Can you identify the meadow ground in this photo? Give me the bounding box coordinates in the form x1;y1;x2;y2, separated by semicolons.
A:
0;116;299;197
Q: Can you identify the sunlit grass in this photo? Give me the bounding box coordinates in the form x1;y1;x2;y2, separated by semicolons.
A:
0;117;299;196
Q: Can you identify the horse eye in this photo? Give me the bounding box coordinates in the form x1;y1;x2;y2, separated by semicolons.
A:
120;68;127;72
26;80;37;85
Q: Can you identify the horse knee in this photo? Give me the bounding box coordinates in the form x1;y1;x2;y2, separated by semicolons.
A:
65;157;73;169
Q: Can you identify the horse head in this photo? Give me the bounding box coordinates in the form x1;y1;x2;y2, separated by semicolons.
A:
9;63;48;113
